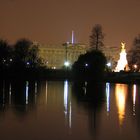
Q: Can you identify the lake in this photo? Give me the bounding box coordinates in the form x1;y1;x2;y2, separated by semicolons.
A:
0;80;140;140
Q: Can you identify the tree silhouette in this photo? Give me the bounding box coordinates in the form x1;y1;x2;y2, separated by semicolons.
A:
28;43;43;68
72;50;106;81
14;38;32;66
13;38;42;69
90;24;104;50
0;39;13;69
127;34;140;71
133;34;140;48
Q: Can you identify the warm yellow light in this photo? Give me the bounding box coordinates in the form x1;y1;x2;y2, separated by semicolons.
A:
134;64;137;69
115;84;128;125
115;42;128;72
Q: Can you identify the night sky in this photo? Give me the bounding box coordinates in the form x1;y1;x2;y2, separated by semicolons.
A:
0;0;140;49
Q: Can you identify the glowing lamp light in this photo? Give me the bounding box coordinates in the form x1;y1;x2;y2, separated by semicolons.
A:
64;61;70;67
134;64;137;69
26;62;30;65
107;62;111;67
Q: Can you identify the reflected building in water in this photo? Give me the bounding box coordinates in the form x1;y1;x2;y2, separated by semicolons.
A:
0;80;39;113
1;80;140;140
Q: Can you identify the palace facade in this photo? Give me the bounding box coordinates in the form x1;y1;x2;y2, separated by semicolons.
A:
37;42;120;69
38;43;87;69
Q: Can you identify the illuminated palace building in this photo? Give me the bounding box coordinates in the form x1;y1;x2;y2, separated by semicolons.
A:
38;42;86;69
37;42;120;69
36;33;120;69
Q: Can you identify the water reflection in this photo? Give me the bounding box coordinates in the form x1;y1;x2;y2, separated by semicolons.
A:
0;80;38;116
133;84;137;116
106;82;110;114
73;81;105;136
9;83;12;105
0;80;140;140
25;81;29;105
64;80;68;116
73;81;105;103
64;80;72;128
46;81;48;104
115;84;128;126
35;81;38;104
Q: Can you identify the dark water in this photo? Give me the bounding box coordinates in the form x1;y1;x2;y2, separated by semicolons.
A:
0;80;140;140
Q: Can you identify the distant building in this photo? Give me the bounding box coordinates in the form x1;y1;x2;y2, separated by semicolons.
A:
38;43;87;69
35;41;120;70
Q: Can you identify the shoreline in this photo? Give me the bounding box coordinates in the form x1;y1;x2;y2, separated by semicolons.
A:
1;69;140;84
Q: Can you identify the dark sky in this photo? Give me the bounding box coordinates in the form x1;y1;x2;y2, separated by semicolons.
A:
0;0;140;49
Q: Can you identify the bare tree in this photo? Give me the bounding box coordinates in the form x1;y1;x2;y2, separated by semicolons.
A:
90;24;104;50
133;34;140;49
127;34;140;71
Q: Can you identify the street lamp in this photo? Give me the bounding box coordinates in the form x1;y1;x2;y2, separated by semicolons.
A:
133;64;137;72
85;63;88;67
106;62;112;71
107;62;111;67
64;61;70;67
63;42;70;68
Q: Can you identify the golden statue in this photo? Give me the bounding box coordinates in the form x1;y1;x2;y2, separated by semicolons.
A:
115;42;129;72
121;42;125;49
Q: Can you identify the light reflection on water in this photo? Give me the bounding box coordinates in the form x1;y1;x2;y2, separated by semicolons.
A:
106;82;110;114
64;80;72;129
64;80;68;116
0;80;140;140
25;81;29;105
115;84;128;125
133;84;137;116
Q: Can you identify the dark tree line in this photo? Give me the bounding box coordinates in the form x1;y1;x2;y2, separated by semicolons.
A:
127;34;140;71
0;38;44;71
0;39;13;69
1;24;140;75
